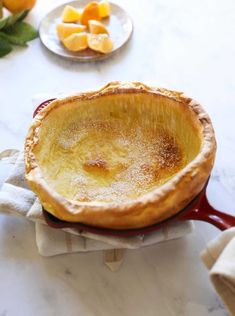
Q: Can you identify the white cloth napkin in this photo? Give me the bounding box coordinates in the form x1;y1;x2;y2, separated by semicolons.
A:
201;228;235;315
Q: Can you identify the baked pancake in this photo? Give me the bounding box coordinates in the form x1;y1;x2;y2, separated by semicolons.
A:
25;82;216;229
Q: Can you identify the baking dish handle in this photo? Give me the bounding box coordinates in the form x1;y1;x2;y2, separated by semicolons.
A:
178;193;235;231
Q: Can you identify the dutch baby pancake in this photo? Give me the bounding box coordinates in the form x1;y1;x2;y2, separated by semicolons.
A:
25;82;216;229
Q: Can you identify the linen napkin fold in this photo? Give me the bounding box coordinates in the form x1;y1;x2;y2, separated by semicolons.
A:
201;228;235;316
0;150;193;258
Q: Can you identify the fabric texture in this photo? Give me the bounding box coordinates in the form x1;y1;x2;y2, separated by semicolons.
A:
201;227;235;315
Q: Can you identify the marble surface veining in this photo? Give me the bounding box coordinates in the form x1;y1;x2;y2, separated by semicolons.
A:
0;0;235;315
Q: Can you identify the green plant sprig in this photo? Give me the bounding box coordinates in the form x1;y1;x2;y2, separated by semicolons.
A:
0;10;38;57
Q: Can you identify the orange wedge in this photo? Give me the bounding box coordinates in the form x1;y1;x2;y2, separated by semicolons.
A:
88;34;113;53
88;20;109;34
98;0;111;18
57;23;86;41
62;5;81;23
63;33;88;51
80;1;100;26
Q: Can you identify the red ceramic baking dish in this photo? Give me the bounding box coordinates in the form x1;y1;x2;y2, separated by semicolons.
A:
32;97;235;237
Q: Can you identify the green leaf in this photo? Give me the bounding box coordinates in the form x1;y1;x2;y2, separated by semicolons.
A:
0;10;28;30
4;10;29;29
0;2;3;19
2;21;38;46
0;16;7;30
0;37;12;57
0;31;27;46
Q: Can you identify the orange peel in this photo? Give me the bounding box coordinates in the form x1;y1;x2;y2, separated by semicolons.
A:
80;1;100;26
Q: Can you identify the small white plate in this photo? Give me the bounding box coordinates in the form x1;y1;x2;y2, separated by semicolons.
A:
39;0;133;62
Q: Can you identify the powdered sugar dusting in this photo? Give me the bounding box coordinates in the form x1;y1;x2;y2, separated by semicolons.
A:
40;112;185;203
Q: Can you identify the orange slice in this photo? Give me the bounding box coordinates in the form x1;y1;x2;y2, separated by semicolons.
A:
57;23;86;41
88;34;113;53
80;1;100;26
88;20;109;34
63;33;88;51
98;0;111;18
62;5;81;23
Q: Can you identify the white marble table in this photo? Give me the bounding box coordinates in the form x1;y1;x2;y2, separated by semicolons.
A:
0;0;235;315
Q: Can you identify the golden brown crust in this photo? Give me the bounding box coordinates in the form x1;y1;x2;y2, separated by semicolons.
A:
24;81;216;229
